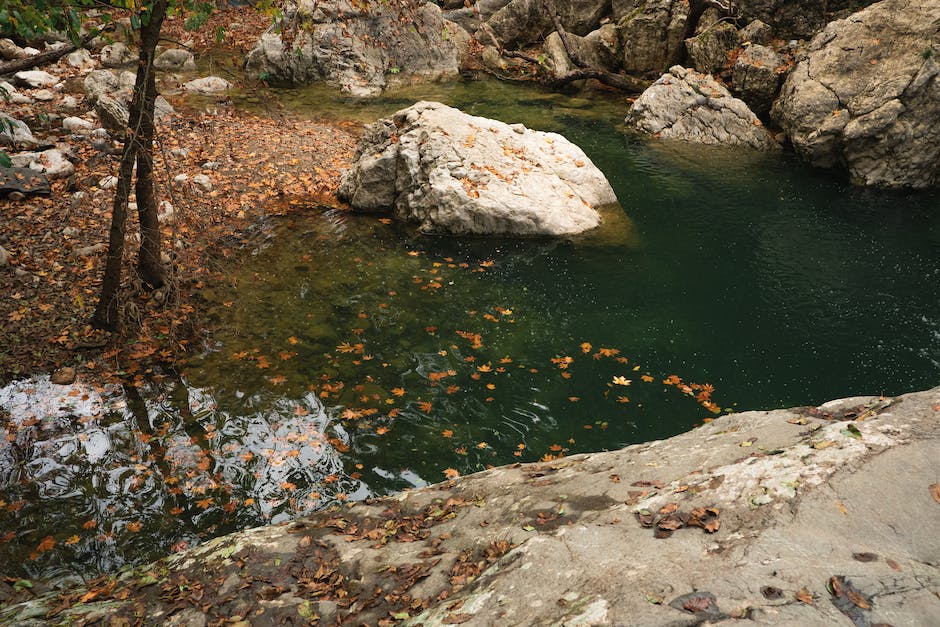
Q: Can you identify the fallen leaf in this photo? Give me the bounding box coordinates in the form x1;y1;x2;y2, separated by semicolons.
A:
796;587;813;604
835;501;849;515
929;483;940;505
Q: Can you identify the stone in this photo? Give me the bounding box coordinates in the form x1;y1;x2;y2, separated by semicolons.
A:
182;76;230;94
244;0;459;96
158;200;175;224
83;69;137;104
94;95;130;133
0;81;32;105
0;244;8;266
338;101;615;236
65;48;95;68
98;175;118;189
31;89;56;102
732;44;783;117
62;117;95;134
771;0;940;189
731;0;832;40
0;112;38;149
0;167;51;197
61;95;80;109
14;70;58;88
685;19;741;74
545;24;621;77
739;19;773;45
10;149;75;179
0;38;28;60
616;0;689;77
192;174;212;192
154;48;196;72
626;65;778;150
49;367;77;385
100;42;136;68
485;0;609;48
73;243;107;257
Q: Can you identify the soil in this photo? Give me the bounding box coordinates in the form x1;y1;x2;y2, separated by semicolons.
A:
0;7;360;386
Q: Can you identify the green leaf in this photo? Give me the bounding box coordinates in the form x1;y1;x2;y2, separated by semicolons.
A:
0;150;11;168
390;611;410;620
13;579;32;591
841;423;862;440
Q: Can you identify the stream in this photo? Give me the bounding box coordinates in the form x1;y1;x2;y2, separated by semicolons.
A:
2;77;939;585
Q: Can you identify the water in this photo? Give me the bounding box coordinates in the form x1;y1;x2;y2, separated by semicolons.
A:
2;77;939;583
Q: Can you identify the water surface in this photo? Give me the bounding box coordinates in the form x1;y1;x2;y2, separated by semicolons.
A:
2;77;938;583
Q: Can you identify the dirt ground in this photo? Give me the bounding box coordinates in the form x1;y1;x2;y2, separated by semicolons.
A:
0;7;360;386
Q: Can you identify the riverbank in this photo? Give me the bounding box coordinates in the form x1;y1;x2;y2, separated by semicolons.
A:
2;385;937;625
0;7;359;384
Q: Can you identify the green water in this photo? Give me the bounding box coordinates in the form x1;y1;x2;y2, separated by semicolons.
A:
2;77;938;583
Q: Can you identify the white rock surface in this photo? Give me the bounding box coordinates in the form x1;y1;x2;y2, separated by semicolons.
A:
14;70;58;88
339;101;616;236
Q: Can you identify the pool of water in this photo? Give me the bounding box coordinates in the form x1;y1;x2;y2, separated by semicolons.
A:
2;77;939;584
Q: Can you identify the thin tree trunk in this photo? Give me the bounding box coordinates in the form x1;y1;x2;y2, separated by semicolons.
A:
91;0;168;331
135;9;166;290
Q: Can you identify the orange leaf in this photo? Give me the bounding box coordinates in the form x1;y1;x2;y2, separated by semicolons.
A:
36;536;56;553
442;429;454;438
444;468;460;479
391;387;405;397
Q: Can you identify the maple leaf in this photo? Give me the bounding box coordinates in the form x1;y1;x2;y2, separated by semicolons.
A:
580;342;592;353
64;534;80;545
196;497;214;509
442;429;454;438
612;376;632;386
391;387;405;397
35;536;56;553
444;468;460;479
418;401;432;413
126;521;143;533
375;426;389;435
287;336;299;345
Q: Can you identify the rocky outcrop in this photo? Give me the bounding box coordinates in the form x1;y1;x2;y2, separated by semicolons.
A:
616;0;689;77
485;0;609;49
733;43;784;116
338;101;616;236
685;10;741;74
626;65;778;149
244;0;460;96
771;0;940;189
3;386;937;625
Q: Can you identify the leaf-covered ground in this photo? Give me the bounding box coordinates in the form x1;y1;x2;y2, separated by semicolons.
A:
0;8;359;385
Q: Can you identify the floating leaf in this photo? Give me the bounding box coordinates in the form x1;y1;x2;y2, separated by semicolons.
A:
929;483;940;505
612;376;631;386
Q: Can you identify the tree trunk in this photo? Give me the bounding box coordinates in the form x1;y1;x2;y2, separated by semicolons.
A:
91;0;169;331
135;6;166;290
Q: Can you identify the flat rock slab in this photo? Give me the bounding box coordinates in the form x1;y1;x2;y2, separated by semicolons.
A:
338;101;617;236
2;386;938;625
0;167;51;197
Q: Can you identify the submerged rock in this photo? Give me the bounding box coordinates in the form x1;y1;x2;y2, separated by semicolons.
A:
244;0;459;96
626;65;778;150
771;0;940;189
338;101;616;236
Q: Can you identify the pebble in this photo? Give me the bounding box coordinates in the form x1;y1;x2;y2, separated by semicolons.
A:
50;367;77;385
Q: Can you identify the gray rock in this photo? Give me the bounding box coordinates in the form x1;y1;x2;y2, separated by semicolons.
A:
94;94;130;133
732;0;832;40
771;0;940;189
62;116;95;134
338;101;615;236
732;44;783;116
192;174;212;192
0;244;8;266
60;95;80;109
0;38;28;60
11;149;74;179
0;81;32;105
98;175;118;189
182;76;230;93
14;70;58;88
0;112;38;148
0;167;50;197
100;42;136;68
244;0;459;96
739;18;773;45
154;48;196;72
65;48;95;68
545;24;622;77
616;0;689;77
685;18;741;74
485;0;609;48
83;69;137;104
626;65;778;150
31;89;55;102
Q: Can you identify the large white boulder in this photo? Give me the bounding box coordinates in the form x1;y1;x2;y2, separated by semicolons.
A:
338;101;616;236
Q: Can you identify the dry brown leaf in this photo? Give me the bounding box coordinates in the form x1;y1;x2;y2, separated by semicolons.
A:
796;587;813;604
929;483;940;505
